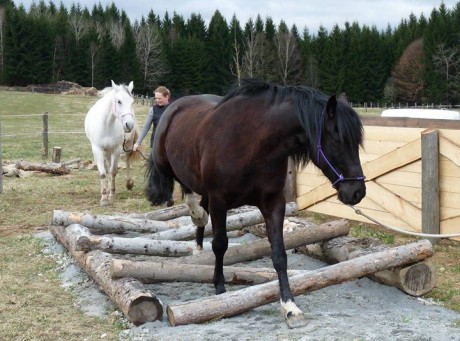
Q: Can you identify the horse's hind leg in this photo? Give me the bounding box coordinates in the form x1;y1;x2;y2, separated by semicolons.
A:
260;195;307;329
184;190;208;254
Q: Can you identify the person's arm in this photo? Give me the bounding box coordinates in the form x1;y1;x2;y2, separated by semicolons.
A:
134;107;154;150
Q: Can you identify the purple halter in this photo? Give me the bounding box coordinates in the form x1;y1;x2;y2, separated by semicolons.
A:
316;109;366;189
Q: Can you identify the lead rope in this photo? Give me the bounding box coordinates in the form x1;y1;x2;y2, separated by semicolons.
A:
347;204;460;239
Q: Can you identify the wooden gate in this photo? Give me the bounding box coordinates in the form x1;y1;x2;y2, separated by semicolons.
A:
296;117;460;239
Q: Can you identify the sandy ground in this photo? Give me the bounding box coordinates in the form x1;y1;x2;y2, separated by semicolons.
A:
38;230;460;341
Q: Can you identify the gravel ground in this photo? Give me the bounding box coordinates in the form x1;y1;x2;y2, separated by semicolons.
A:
38;230;460;341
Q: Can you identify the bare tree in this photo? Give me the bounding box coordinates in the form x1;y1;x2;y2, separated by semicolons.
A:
69;6;88;43
134;23;167;88
391;38;425;103
241;29;264;79
230;30;242;85
274;30;302;85
108;20;125;49
433;43;460;102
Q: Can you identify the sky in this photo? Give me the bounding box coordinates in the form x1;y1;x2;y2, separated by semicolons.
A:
12;0;459;33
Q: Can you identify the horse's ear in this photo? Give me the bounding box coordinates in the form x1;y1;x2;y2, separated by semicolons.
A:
111;80;116;88
326;95;337;119
128;81;134;93
338;92;348;104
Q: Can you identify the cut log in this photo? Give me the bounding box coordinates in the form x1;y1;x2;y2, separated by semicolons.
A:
52;210;174;233
300;236;436;296
174;219;350;265
73;225;237;256
15;160;70;175
63;158;82;166
138;204;190;221
49;224;163;325
150;202;298;241
111;259;307;284
167;240;433;326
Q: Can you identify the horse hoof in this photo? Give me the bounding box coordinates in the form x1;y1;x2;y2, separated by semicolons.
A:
285;313;308;329
126;179;134;190
166;200;174;207
215;286;226;295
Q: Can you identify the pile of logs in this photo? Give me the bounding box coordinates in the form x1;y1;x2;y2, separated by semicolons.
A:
49;203;435;327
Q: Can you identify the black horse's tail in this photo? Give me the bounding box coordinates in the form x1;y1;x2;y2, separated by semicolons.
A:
145;153;174;206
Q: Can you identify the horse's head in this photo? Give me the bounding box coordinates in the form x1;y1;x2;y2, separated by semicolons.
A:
314;94;366;205
111;80;135;133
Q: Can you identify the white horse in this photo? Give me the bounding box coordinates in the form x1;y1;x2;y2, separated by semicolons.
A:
85;80;142;206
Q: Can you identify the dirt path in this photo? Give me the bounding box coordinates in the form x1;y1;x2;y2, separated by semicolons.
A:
38;231;460;341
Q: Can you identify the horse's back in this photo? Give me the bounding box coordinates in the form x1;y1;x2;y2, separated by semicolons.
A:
153;94;221;190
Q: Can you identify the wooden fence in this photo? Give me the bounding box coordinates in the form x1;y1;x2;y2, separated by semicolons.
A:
296;117;460;239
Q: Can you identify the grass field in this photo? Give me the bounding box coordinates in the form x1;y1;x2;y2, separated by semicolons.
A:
0;90;459;339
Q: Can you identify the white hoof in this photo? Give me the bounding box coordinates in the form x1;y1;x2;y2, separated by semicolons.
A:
281;300;308;329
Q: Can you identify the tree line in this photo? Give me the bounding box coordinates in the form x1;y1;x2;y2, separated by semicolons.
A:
0;0;459;104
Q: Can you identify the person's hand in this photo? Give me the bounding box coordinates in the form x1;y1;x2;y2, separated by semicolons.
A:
133;143;140;151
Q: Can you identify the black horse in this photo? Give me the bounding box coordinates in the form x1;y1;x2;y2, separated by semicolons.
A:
146;79;366;328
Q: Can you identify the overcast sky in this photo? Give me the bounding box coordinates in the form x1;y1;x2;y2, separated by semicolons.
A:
13;0;459;33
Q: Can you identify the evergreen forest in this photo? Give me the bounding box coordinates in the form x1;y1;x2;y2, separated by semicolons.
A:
1;0;459;104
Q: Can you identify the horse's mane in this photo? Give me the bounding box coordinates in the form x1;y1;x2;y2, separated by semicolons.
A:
219;79;363;168
98;83;133;98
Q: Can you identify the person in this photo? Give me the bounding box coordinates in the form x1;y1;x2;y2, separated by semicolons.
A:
133;86;171;151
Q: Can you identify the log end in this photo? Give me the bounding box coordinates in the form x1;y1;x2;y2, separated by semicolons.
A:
400;261;436;297
128;296;164;326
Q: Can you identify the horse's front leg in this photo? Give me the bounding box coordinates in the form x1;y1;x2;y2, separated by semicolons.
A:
92;147;109;206
108;154;119;202
208;194;227;294
125;152;134;190
260;195;307;329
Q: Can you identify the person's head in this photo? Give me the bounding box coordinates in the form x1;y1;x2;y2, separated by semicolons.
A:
154;86;170;107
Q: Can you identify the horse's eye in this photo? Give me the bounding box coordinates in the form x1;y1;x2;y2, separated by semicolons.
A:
117;100;122;105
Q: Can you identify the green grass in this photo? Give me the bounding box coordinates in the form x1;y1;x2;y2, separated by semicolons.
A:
0;90;155;339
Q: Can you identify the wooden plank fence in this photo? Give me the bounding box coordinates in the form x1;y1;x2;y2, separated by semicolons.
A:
296;117;460;240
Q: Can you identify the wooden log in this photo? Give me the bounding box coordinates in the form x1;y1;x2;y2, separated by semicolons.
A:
111;259;307;284
74;226;237;256
300;236;436;296
174;219;350;266
15;160;70;175
138;204;190;221
150;202;298;241
52;210;174;234
49;224;163;325
63;158;82;166
167;240;433;326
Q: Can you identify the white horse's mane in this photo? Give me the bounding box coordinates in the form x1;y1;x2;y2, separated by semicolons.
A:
97;82;133;98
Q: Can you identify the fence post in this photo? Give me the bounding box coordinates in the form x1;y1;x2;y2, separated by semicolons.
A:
421;129;440;244
284;157;296;203
42;112;48;160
